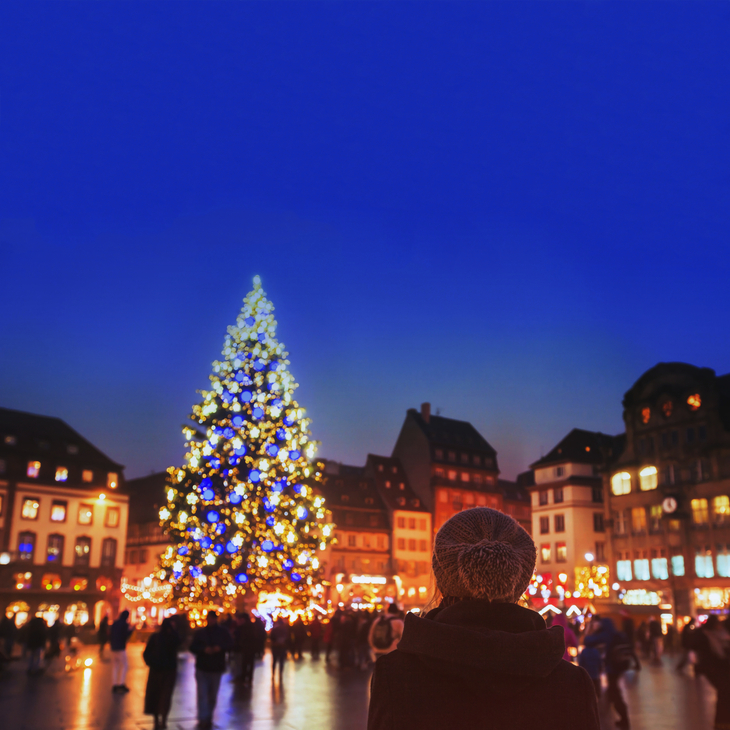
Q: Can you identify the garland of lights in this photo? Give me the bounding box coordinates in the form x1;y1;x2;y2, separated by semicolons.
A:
158;276;334;609
121;577;173;604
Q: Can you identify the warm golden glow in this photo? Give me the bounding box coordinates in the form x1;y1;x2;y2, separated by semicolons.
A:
55;467;68;482
611;472;631;495
21;499;39;519
639;466;658;491
640;407;651;424
687;393;701;411
26;461;41;478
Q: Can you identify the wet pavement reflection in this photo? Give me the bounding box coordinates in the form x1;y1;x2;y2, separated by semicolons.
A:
0;643;721;729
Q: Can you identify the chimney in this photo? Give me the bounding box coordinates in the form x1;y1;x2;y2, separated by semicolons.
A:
421;402;431;423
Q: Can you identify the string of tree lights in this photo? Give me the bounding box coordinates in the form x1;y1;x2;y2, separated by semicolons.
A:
158;276;334;612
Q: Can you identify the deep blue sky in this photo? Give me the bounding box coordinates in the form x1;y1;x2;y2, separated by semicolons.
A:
1;2;729;480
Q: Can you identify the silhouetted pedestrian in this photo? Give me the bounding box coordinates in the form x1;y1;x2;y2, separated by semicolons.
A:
0;614;17;659
269;617;289;682
309;616;323;659
98;615;110;657
694;615;730;729
26;615;48;674
110;609;134;693
233;612;256;686
143;618;180;730
291;617;307;660
677;618;696;672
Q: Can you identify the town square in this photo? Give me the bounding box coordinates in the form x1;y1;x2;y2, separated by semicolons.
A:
1;3;729;730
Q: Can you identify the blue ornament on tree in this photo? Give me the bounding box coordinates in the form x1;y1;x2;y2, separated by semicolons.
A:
202;487;215;500
252;407;264;419
236;573;249;583
240;391;253;403
245;316;255;326
267;444;279;457
232;415;244;427
249;470;261;483
229;492;242;505
262;540;274;552
207;510;220;523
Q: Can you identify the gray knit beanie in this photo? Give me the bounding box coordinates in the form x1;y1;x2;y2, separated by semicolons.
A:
432;507;536;603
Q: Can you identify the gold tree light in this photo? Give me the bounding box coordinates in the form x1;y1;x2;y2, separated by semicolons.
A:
159;276;333;611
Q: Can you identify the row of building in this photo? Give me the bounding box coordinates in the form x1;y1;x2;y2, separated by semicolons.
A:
2;361;730;628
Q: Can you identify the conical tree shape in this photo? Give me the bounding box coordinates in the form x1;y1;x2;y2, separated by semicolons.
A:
159;276;333;611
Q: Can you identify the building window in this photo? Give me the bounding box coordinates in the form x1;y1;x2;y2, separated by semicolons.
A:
651;551;669;580
47;534;65;563
439;491;448;503
448;470;457;482
419;519;427;531
713;496;730;524
128;549;138;565
592;487;603;503
717;545;730;578
408;518;416;529
554;488;564;504
687;393;702;411
55;467;68;482
555;466;564;478
640;407;651;424
472;455;481;466
105;507;120;528
614;510;627;535
461;453;469;464
616;558;632;581
687;427;695;444
21;498;40;520
476;495;486;506
447;451;456;462
692;498;709;525
539;517;549;534
18;532;36;561
408;539;417;551
82;470;93;482
554;515;565;533
649;505;662;532
101;538;117;568
434;468;445;479
50;501;67;523
435;449;443;460
555;542;567;563
78;504;94;525
397;517;405;528
639;466;658;491
593;513;605;532
595;542;606;562
539;491;548;506
631;507;647;534
377;464;383;472
397;538;405;550
695;547;714;578
671;554;685;576
74;537;92;567
634;555;650;581
384;481;391;489
376;535;385;549
541;544;551;563
347;534;357;547
107;472;119;488
26;461;41;478
611;472;631;495
419;540;428;552
661;464;675;486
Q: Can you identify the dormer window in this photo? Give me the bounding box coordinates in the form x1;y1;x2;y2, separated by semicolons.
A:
55;467;68;482
640;407;651;424
555;466;564;478
662;401;673;418
687;393;702;411
611;472;631;495
27;461;41;478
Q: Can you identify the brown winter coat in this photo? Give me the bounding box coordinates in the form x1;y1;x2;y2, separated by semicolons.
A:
368;600;599;730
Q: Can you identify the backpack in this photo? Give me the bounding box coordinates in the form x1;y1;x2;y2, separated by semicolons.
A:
371;617;393;650
608;636;633;673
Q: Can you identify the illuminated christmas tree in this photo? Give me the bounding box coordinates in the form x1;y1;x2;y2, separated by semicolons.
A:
159;276;333;612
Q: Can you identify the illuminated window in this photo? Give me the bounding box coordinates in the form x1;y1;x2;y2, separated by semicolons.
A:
18;532;35;561
434;468;444;479
616;560;632;581
69;578;88;593
662;401;673;418
714;496;730;524
14;572;33;590
408;539;417;551
541;544;551;563
692;498;709;525
55;467;68;482
5;435;17;445
41;573;62;591
695;547;714;578
472;473;482;485
631;507;647;533
397;517;405;528
633;557;650;581
107;472;119;489
671;554;685;576
476;495;486;506
651;556;668;580
687;393;701;411
78;504;94;525
27;461;41;478
50;501;67;522
47;534;64;563
639;466;658;491
408;517;417;529
448;470;457;481
614;510;627;535
21;498;40;520
717;545;730;578
640;407;651;424
555;542;567;563
397;538;405;550
460;472;470;483
105;507;120;528
649;505;662;532
74;537;92;567
611;472;631;495
82;470;93;483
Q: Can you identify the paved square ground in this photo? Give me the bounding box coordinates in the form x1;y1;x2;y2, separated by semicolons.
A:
0;642;720;729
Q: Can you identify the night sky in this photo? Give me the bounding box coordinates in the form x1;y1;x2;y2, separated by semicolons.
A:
1;2;729;481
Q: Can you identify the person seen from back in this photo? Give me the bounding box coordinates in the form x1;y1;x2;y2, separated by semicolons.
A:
110;610;134;692
367;507;599;730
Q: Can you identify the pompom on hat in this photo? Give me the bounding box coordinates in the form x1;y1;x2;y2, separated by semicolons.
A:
432;507;536;603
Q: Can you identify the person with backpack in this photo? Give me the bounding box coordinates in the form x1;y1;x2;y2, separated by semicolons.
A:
369;603;404;660
367;508;599;730
584;617;634;729
143;618;180;730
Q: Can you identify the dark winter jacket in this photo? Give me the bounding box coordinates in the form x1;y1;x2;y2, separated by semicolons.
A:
26;617;48;650
189;624;233;673
110;616;134;651
583;618;631;675
367;600;599;730
143;627;180;671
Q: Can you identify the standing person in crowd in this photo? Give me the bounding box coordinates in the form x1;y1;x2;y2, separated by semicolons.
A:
252;614;267;659
291;616;307;660
98;614;110;657
189;611;233;730
636;621;650;658
269;616;290;683
368;603;404;661
552;613;578;662
648;617;663;664
46;619;62;663
110;610;134;693
356;612;374;669
0;613;17;660
338;610;358;669
233;612;257;686
677;618;697;672
694;615;730;730
309;616;322;659
585;617;636;729
368;508;599;730
324;611;340;663
143;618;180;730
26;613;48;674
578;639;603;698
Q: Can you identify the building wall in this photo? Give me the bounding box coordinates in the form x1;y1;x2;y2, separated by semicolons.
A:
434;483;501;533
392;414;433;511
392;509;432;605
535;463;594;484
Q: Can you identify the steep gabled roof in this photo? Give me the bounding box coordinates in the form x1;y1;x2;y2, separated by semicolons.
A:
499;478;530;504
406;409;496;455
530;428;621;470
365;453;429;513
0;406;123;470
318;460;389;514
